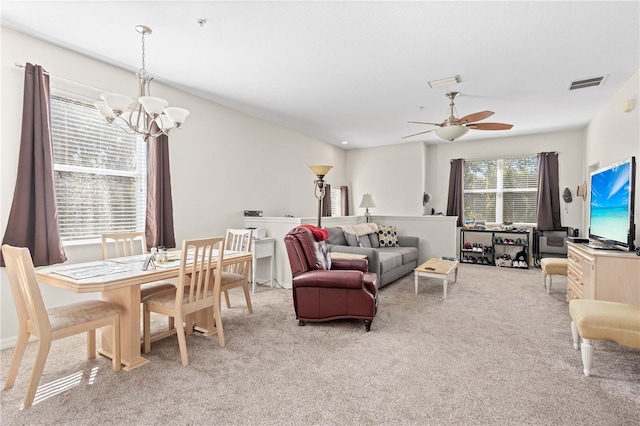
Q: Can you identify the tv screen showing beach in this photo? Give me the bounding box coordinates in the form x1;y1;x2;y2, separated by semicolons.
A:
589;160;631;244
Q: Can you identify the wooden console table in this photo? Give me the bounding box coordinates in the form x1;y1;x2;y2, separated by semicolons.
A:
566;242;640;305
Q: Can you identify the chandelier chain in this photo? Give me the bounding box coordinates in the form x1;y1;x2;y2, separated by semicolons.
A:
140;30;146;76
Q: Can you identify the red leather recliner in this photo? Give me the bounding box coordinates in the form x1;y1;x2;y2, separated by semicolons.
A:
284;226;378;331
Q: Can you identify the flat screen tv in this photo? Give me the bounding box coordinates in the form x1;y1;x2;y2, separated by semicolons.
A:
588;156;636;251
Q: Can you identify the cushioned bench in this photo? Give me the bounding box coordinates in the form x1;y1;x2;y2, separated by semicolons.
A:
540;257;567;294
569;299;640;376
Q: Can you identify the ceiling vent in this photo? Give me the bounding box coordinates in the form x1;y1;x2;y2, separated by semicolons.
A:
568;75;607;91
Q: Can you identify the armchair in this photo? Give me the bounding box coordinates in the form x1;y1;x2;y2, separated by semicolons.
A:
284;226;378;331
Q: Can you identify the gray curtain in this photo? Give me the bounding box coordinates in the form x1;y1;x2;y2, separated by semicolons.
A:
1;63;66;267
536;152;561;230
340;186;349;216
446;159;465;227
145;127;176;249
322;184;332;217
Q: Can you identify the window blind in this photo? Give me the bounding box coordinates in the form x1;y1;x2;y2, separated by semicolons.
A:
50;95;146;241
464;156;537;224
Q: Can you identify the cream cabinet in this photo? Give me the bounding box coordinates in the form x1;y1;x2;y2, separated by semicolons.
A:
567;242;640;305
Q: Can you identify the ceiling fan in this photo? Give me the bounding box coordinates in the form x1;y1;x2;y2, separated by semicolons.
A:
403;92;513;141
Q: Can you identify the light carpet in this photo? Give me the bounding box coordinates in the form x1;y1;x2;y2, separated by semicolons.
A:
1;264;639;425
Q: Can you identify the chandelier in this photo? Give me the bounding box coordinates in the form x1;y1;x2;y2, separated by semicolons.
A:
94;25;189;140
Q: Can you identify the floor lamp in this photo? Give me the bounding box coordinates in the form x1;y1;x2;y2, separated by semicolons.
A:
309;165;332;228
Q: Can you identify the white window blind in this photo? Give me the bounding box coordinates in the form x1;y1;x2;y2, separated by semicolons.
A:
330;187;342;217
50;95;146;242
464;156;538;224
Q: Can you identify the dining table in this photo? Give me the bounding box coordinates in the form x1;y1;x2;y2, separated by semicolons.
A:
35;249;252;371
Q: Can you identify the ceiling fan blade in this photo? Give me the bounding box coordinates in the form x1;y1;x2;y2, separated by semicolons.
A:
458;110;494;124
407;121;442;126
467;122;513;131
401;129;436;139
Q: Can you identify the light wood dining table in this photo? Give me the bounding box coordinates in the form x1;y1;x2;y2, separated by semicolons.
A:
35;250;252;371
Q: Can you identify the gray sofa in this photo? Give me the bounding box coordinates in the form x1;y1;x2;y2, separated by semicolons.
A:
325;226;419;288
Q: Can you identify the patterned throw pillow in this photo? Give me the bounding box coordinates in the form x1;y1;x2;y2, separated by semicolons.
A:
378;225;399;247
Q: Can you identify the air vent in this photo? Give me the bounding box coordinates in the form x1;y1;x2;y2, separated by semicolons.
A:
568;75;607;91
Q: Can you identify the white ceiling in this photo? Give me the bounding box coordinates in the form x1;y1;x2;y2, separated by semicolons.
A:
2;1;639;149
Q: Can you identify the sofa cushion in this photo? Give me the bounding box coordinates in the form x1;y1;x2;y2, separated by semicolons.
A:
345;232;361;247
378;251;402;275
326;227;347;246
369;233;380;248
378;246;419;265
359;235;372;248
378;225;399;247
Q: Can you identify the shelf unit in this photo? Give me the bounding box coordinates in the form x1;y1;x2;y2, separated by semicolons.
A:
460;228;530;269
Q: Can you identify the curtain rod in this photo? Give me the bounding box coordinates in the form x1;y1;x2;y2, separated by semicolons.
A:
14;62;107;93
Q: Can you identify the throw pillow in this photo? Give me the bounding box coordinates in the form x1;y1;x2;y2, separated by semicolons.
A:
378;225;399;247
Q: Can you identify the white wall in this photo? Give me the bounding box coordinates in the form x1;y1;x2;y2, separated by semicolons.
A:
346;142;424;216
0;28;344;346
345;130;586;232
584;69;640;246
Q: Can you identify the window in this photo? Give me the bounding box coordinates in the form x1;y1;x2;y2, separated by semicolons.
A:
464;156;537;224
51;95;146;242
330;187;342;217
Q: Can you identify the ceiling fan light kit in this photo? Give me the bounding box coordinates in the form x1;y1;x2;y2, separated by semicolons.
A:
403;91;513;142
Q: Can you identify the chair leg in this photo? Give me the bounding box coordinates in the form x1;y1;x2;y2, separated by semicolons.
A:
87;330;96;359
242;282;253;314
213;302;225;348
23;338;51;408
3;330;30;390
541;270;546;287
175;319;189;367
364;320;372;332
571;321;580;350
224;290;231;309
547;275;552;294
581;338;594;376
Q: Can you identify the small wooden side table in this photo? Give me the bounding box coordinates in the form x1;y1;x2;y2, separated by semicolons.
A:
414;258;459;299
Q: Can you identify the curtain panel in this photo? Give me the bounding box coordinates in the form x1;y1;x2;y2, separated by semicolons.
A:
446;159;465;227
340;186;349;216
536;152;561;230
322;184;332;217
145;129;176;250
1;63;66;267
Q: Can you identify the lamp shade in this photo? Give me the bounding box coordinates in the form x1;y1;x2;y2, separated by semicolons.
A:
309;165;333;177
163;107;190;127
435;125;469;141
100;93;133;115
359;194;376;208
138;96;169;117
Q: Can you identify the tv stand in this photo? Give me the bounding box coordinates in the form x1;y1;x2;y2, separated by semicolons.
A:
567;242;639;305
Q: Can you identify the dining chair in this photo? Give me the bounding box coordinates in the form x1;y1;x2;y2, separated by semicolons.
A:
221;228;253;313
1;244;122;408
101;232;176;336
142;237;226;366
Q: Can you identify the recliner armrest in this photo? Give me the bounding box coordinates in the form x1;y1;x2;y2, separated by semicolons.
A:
293;270;366;290
331;258;368;273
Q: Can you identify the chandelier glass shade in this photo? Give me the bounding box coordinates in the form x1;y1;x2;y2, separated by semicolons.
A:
95;25;189;140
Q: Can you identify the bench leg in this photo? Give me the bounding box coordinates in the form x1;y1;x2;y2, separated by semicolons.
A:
571;321;580;350
581;338;594;376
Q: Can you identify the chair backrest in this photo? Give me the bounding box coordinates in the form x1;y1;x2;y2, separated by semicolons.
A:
101;232;147;260
284;227;330;277
176;237;225;311
224;229;253;275
1;245;51;337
